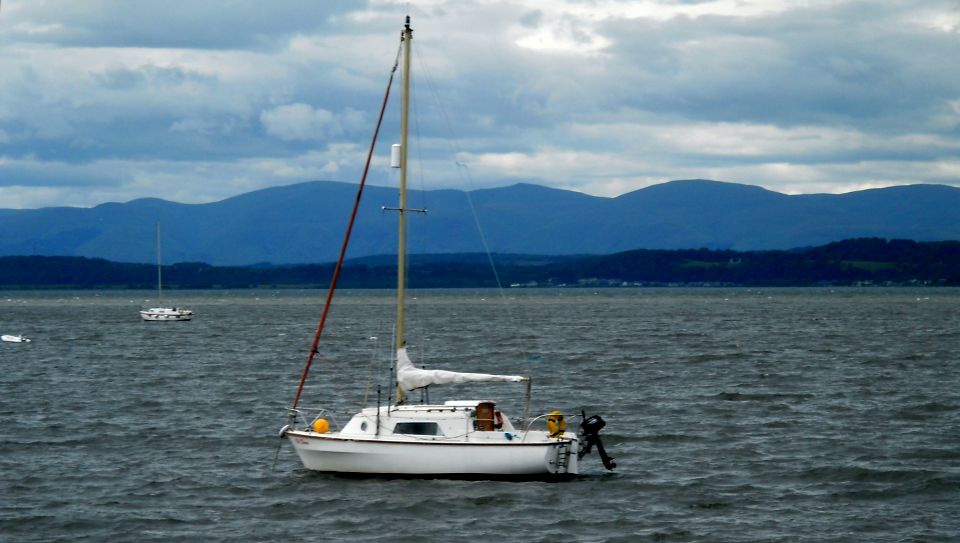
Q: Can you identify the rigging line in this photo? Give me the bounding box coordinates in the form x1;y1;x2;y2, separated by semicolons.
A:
460;164;533;362
410;54;429;214
414;45;533;362
361;317;389;408
290;41;402;413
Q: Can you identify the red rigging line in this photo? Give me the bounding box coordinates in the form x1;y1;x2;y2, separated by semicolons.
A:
289;47;402;412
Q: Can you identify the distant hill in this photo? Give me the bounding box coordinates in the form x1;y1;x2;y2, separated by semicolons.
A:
1;179;958;265
1;239;958;288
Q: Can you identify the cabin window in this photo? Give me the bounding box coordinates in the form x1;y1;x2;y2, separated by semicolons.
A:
393;422;442;436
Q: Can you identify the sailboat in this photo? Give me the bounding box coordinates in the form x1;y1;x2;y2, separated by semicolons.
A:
139;221;192;321
280;17;614;478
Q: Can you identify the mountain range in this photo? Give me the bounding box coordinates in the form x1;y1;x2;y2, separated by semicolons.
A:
1;179;958;265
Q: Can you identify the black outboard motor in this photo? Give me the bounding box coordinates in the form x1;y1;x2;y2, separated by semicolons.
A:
578;411;616;471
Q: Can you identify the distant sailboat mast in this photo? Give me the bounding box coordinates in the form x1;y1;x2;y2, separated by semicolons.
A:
155;221;163;304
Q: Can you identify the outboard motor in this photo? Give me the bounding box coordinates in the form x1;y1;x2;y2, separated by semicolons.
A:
578;411;616;471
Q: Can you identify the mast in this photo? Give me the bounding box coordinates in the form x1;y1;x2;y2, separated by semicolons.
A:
396;16;412;351
155;221;163;304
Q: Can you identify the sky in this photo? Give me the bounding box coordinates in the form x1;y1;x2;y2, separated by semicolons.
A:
0;0;958;209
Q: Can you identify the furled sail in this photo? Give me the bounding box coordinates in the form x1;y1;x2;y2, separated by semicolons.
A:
395;347;527;393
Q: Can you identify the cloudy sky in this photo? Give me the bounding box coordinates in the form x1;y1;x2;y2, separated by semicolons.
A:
0;0;958;209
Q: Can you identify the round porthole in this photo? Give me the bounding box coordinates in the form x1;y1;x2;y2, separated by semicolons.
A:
360;421;368;431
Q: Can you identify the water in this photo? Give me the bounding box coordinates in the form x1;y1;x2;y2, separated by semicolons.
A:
1;288;959;542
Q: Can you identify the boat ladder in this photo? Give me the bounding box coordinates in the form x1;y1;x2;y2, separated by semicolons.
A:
552;442;571;474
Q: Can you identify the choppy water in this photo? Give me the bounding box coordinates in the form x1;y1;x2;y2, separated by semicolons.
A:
1;288;959;542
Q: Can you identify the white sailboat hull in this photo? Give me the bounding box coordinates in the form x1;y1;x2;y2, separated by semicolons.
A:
139;307;193;321
286;430;578;477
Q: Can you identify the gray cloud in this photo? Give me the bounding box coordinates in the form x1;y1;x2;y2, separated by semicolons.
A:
0;0;957;208
0;0;362;50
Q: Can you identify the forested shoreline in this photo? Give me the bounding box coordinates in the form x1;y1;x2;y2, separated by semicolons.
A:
1;238;958;289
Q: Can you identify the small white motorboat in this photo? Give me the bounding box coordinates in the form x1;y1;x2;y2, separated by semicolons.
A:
1;334;31;343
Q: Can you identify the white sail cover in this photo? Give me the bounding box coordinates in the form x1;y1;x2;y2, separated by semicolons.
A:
395;347;527;393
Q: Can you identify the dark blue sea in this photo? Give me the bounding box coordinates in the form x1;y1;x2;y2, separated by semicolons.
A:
1;288;958;542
